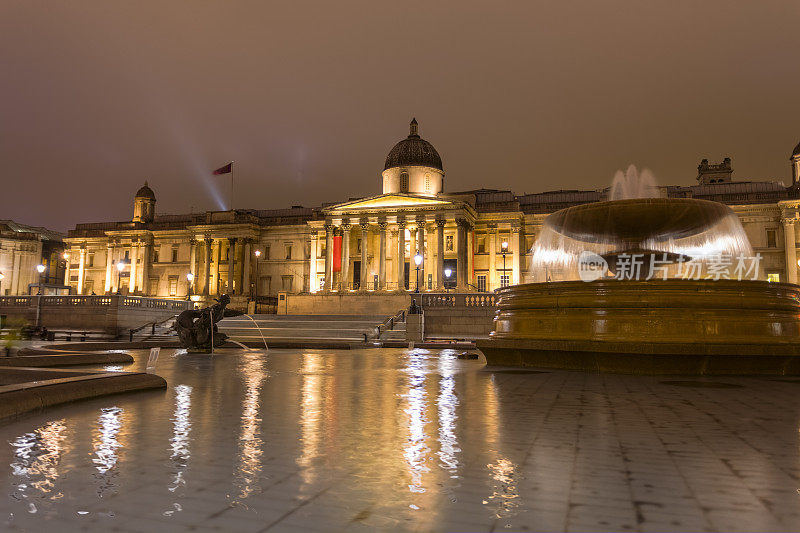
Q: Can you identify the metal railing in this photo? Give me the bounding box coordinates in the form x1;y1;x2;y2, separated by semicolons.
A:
129;313;181;342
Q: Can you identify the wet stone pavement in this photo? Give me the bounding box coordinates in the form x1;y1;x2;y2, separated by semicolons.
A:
1;347;799;532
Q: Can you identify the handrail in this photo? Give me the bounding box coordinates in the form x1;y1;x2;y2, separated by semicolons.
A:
128;313;180;341
377;308;407;336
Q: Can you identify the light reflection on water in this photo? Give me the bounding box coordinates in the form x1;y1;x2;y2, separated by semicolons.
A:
167;385;192;495
402;350;432;495
1;348;511;527
437;353;461;476
92;407;124;496
233;352;268;501
9;419;70;510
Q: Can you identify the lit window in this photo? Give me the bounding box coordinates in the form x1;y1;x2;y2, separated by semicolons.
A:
500;274;510;288
477;275;487;292
168;275;178;296
767;273;781;283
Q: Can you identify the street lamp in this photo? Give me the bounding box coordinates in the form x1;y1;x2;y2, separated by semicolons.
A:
414;253;423;293
501;240;509;288
253;249;262;303
444;267;452;292
116;260;126;294
36;264;46;295
186;272;194;298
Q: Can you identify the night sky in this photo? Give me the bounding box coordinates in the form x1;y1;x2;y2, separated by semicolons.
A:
2;1;799;231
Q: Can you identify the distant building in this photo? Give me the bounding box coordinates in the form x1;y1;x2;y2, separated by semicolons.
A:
64;119;800;303
0;220;66;295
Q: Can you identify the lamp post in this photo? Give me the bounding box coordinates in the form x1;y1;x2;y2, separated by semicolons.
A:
501;240;509;288
116;260;126;294
253;249;261;307
186;272;194;299
414;253;422;293
444;267;452;293
36;264;46;295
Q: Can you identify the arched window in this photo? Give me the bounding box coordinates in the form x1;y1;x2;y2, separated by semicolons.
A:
425;173;431;192
400;171;409;192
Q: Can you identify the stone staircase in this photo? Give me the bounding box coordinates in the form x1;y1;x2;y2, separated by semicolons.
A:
217;314;393;347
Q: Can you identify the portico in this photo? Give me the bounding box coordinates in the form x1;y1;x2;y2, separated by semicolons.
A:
309;193;478;293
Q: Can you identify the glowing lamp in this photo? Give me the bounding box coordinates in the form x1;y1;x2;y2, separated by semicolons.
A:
186;273;194;282
36;264;45;273
254;250;262;258
414;254;423;266
116;261;126;272
444;268;452;278
0;272;4;281
501;241;509;251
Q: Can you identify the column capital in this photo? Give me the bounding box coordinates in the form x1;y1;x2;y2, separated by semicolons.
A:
228;236;238;244
341;222;352;232
435;218;447;228
415;214;427;224
204;235;213;244
359;219;370;230
378;220;389;231
324;222;335;231
397;218;407;229
783;217;797;226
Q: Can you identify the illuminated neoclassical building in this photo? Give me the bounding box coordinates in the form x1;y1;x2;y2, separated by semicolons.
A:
64;120;800;305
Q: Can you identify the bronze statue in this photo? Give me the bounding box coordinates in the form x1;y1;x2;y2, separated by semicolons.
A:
175;294;243;352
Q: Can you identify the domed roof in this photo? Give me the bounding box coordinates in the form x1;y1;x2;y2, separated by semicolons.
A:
135;181;155;200
793;141;800;158
384;118;443;172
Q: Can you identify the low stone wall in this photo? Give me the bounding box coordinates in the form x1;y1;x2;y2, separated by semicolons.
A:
418;293;497;339
278;292;409;316
0;295;192;335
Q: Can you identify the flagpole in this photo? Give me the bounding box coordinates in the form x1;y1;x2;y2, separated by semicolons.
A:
230;160;234;211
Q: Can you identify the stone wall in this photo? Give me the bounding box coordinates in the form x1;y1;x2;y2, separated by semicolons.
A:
278;292;410;316
0;295;192;335
418;293;497;339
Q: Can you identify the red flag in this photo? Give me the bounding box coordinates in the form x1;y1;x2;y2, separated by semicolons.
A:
213;162;232;175
332;235;342;272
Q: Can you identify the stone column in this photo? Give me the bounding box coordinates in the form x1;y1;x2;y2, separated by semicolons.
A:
226;238;237;294
76;248;86;295
456;219;468;291
511;224;522;285
104;244;113;293
378;221;387;290
416;215;425;290
309;233;318;292
140;242;151;294
324;223;334;292
129;243;139;294
409;222;417;287
397;218;406;291
189;239;198;293
203;237;212;296
360;220;369;291
784;219;798;284
213;240;222;295
243;240;252;296
340;221;351;290
436;218;445;289
488;225;497;290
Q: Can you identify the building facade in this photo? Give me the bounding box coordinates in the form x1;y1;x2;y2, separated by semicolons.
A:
0;220;66;296
64;121;800;303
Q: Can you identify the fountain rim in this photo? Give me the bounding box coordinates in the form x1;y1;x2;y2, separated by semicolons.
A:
543;197;735;244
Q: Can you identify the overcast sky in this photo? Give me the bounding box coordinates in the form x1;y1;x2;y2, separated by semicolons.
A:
2;1;799;231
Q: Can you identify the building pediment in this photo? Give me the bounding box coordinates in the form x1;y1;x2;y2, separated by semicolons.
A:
323;193;454;214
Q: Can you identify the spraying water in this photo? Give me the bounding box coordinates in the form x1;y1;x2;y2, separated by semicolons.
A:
243;314;269;350
529;165;756;282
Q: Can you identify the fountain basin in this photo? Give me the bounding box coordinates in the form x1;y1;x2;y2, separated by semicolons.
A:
477;279;800;375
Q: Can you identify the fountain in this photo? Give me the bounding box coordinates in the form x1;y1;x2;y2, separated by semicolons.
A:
476;166;800;375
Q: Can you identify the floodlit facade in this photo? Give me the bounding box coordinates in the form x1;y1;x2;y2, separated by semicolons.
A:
64;121;800;301
0;220;65;296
